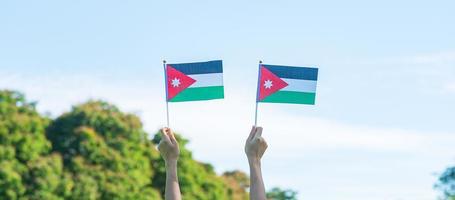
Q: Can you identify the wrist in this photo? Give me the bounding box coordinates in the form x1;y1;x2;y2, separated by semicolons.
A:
248;157;261;166
165;159;178;168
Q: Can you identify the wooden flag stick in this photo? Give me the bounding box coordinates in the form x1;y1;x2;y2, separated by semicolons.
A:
254;102;259;126
254;60;263;126
163;60;170;127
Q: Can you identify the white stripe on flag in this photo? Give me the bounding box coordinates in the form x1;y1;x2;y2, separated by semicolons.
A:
281;79;317;93
188;73;223;88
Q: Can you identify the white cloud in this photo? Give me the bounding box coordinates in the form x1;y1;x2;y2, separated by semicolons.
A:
372;51;455;95
444;82;455;93
403;51;455;65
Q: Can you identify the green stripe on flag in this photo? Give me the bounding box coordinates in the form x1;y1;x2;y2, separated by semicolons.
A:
170;86;224;102
261;91;316;105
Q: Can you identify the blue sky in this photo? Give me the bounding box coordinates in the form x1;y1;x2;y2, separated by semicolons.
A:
1;0;455;199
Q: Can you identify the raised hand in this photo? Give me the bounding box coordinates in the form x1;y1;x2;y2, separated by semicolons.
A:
158;127;181;200
245;126;268;200
158;127;180;164
245;126;268;163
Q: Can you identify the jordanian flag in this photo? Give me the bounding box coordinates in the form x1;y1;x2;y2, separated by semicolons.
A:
166;60;224;102
257;64;318;105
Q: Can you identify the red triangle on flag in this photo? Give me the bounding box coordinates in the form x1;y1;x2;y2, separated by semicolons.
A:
166;65;196;100
258;66;288;101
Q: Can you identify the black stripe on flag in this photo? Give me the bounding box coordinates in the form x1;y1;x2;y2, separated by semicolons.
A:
263;64;318;81
169;60;223;75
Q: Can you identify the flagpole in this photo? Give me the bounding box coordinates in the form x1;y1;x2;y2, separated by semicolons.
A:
254;60;262;126
163;60;170;127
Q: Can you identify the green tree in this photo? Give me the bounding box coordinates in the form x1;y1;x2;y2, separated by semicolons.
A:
0;90;70;200
46;101;162;200
266;187;298;200
436;166;455;200
222;170;249;200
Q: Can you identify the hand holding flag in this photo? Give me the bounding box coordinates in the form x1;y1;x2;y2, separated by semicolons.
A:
158;127;180;164
245;126;268;163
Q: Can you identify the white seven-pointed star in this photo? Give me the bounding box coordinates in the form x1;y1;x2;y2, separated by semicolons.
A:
171;78;181;87
264;79;273;89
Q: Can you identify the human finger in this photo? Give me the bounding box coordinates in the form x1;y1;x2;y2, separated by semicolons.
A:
248;126;256;141
168;130;178;145
161;128;171;142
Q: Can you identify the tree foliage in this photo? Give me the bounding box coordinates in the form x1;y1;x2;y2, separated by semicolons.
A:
266;187;298;200
222;170;250;200
46;100;162;200
0;90;69;199
436;166;455;200
0;90;296;200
